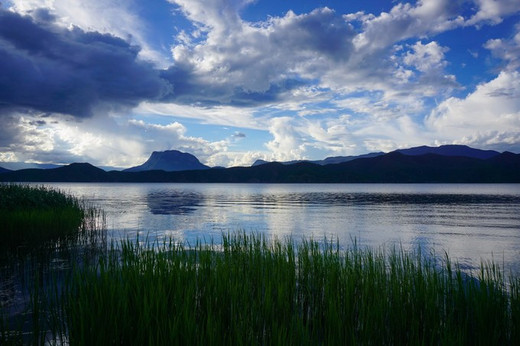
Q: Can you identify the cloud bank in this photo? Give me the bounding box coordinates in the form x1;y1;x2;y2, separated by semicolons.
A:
0;9;172;117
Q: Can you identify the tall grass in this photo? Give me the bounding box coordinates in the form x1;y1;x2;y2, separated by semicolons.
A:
0;184;85;249
0;184;106;345
44;233;519;345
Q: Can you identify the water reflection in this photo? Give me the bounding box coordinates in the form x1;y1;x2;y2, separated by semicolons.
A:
147;190;204;215
214;192;520;206
0;212;107;343
36;183;520;275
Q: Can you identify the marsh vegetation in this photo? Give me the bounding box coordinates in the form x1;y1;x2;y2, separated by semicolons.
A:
0;184;106;344
3;234;520;344
0;184;102;251
59;234;520;345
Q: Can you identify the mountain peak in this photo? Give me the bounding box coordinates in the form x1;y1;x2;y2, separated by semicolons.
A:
124;150;209;172
252;159;269;167
395;145;500;159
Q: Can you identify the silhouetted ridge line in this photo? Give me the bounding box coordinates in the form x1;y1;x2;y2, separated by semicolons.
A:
1;146;518;183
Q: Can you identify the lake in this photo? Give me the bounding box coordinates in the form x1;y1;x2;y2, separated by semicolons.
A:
41;183;520;274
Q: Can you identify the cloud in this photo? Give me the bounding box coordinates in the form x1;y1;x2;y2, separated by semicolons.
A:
164;5;357;105
126;119;228;162
426;70;520;151
398;41;459;96
164;1;467;112
0;111;234;167
0;112;79;164
318;2;465;97
466;0;520;25
205;150;268;168
2;1;520;167
265;117;308;161
352;0;519;51
484;24;520;71
0;9;172;117
3;0;507;118
135;102;263;130
352;0;464;52
8;0;170;66
0;115;34;157
169;0;251;33
159;65;307;106
403;41;449;72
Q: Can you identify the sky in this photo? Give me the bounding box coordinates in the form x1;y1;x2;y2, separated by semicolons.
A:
0;0;519;168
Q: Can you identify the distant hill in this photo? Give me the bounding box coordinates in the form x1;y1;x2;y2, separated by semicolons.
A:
252;152;384;167
157;152;520;183
0;163;108;182
0;162;62;170
325;151;519;183
396;145;500;159
251;144;499;167
251;159;305;167
124;150;209;172
318;152;385;165
0;166;11;173
1;150;519;183
251;159;273;167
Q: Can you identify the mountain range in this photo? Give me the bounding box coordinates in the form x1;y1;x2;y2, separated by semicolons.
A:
252;145;501;166
395;145;500;159
0;162;62;170
0;145;518;183
252;152;384;166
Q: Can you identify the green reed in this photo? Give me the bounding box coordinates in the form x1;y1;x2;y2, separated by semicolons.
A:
0;184;85;248
47;233;519;345
0;184;106;345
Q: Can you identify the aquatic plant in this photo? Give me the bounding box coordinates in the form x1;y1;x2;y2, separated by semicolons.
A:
0;184;86;249
2;230;519;344
0;184;106;345
55;233;519;345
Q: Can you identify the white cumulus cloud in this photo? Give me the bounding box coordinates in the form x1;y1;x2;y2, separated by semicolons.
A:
426;70;520;151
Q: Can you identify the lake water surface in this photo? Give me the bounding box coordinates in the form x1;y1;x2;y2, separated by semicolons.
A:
45;183;520;274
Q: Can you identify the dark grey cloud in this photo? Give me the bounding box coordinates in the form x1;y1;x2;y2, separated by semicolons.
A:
160;66;306;107
0;9;173;117
269;8;355;61
0;116;22;148
0;8;311;116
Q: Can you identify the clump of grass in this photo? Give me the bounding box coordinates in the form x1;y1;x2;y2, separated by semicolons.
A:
55;233;519;345
0;184;106;345
0;184;85;249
